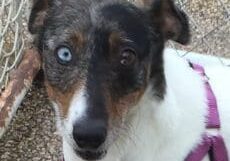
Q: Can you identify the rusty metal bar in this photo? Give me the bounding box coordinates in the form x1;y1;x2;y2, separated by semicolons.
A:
0;48;41;138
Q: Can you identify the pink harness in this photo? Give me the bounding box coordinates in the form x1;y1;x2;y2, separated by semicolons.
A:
186;63;229;161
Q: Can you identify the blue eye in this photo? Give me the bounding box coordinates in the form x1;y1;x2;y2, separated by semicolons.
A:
56;46;72;64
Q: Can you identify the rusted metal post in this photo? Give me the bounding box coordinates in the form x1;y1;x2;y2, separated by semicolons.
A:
0;48;41;138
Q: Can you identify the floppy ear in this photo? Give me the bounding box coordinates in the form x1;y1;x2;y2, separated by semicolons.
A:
28;0;50;34
136;0;190;44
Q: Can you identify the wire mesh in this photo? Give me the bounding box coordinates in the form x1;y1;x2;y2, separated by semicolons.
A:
0;0;30;93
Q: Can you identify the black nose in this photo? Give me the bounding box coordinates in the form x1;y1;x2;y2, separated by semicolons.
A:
73;120;107;150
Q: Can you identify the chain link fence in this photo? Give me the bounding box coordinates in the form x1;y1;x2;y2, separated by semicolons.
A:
0;0;31;93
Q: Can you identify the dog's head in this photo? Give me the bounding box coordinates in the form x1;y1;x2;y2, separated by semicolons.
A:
29;0;189;160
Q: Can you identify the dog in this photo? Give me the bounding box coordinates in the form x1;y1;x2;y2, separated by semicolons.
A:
28;0;230;160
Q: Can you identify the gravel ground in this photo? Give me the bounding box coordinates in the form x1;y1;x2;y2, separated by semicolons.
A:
0;79;62;161
0;0;229;161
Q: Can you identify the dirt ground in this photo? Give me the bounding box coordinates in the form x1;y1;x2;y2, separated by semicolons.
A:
0;79;62;161
0;0;229;161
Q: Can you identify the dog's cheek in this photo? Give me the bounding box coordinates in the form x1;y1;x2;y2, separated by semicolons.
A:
45;81;82;117
108;88;146;128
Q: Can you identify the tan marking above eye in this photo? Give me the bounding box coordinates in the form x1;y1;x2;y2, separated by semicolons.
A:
69;31;85;51
109;32;136;64
109;32;123;55
133;0;153;8
109;32;122;49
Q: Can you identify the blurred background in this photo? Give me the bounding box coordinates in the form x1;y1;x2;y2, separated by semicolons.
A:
0;0;229;160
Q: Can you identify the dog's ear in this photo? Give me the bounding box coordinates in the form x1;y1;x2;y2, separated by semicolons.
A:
28;0;50;34
136;0;190;44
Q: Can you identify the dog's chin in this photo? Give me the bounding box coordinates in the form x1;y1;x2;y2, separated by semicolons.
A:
76;150;107;161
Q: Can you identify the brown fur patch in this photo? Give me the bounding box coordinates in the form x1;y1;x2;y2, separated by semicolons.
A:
141;0;153;6
30;0;49;32
108;32;122;61
107;86;146;128
45;81;84;117
134;0;152;8
33;11;47;30
109;32;122;49
70;32;85;52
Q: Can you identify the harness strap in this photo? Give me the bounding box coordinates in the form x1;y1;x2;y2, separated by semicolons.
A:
191;63;220;128
185;63;229;161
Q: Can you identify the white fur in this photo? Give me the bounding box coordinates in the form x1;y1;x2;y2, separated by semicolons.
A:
68;89;87;122
166;48;230;67
64;139;82;161
63;49;230;161
62;89;87;139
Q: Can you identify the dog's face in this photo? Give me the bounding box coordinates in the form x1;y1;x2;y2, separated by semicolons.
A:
29;0;189;160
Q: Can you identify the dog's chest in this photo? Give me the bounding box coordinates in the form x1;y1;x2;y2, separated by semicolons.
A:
112;96;204;161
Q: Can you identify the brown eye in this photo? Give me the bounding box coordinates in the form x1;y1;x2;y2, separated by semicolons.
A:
120;48;136;66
